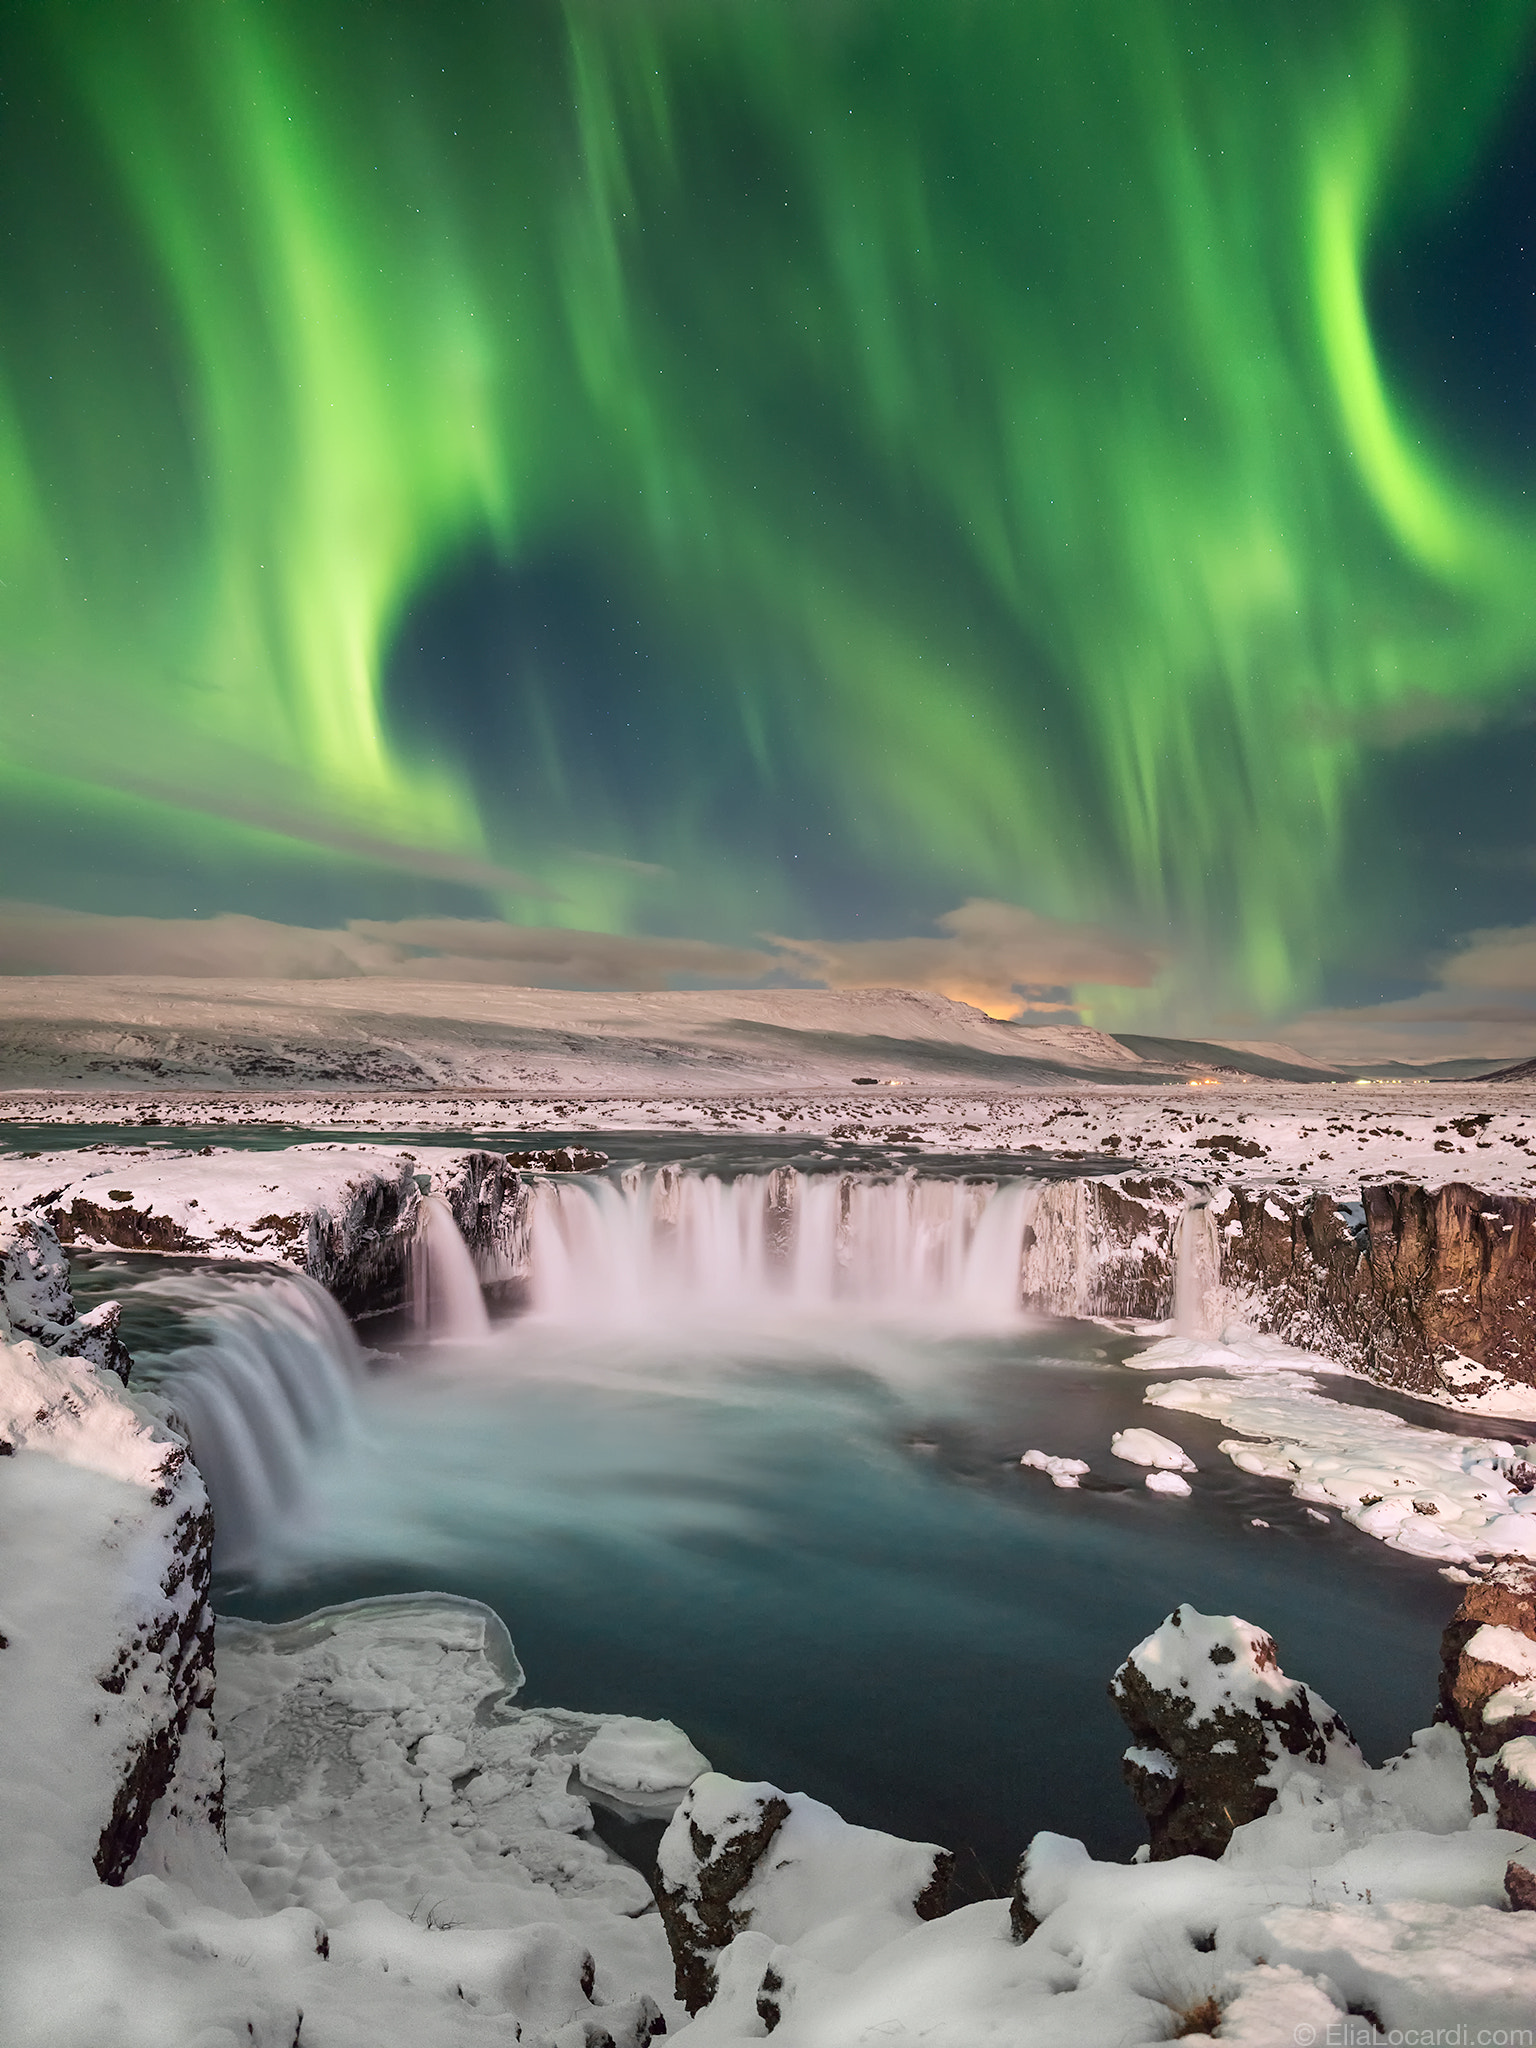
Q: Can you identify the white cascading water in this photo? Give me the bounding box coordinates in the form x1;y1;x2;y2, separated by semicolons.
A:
151;1274;361;1569
412;1193;491;1340
1172;1200;1222;1337
525;1167;1039;1325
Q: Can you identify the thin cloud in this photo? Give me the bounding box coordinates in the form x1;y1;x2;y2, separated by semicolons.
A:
1279;922;1536;1061
0;903;772;988
0;897;1156;1012
346;918;774;986
0;905;399;979
768;898;1159;1018
1435;922;1536;993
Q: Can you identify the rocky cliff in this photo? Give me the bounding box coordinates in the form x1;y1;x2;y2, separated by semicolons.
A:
1216;1180;1536;1395
1022;1170;1536;1399
0;1218;221;1890
1021;1175;1185;1320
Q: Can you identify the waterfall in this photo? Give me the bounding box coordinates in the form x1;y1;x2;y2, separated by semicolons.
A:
523;1168;1038;1325
1172;1200;1221;1337
412;1193;491;1340
146;1274;361;1570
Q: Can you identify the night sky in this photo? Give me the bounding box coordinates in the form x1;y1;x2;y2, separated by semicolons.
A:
3;0;1536;1052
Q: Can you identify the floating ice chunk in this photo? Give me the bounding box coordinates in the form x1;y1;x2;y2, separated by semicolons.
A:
578;1716;710;1798
1144;1469;1191;1496
1111;1427;1196;1473
1020;1448;1090;1488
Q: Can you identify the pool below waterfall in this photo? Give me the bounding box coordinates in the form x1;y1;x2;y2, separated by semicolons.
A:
85;1190;1457;1898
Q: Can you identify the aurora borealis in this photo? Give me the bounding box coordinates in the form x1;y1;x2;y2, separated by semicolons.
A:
3;0;1536;1039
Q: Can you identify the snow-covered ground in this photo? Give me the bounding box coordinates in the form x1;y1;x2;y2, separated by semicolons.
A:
0;1142;431;1261
8;1084;1536;1199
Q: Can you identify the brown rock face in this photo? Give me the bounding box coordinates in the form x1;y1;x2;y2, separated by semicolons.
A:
1439;1567;1536;1761
1490;1748;1536;1838
1438;1566;1536;1833
50;1197;196;1255
1221;1181;1536;1393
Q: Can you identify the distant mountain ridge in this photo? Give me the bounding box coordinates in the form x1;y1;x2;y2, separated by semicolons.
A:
0;978;1515;1092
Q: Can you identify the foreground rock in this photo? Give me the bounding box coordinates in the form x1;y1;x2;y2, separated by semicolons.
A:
655;1773;952;2015
670;1605;1531;2045
1107;1606;1361;1863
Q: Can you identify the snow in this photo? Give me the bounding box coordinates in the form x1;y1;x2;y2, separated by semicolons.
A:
660;1775;948;1979
665;1700;1536;2047
0;1321;178;1491
0;1142;429;1267
9;1069;1536;1206
1466;1622;1536;1680
1145;1469;1192;1495
1129;1333;1536;1565
1020;1447;1090;1487
1112;1426;1197;1472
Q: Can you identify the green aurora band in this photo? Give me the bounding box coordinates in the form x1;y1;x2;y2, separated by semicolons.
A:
1;0;1534;1016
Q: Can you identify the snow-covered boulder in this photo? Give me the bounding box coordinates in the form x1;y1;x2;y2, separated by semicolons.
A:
655;1773;952;2013
1110;1607;1360;1860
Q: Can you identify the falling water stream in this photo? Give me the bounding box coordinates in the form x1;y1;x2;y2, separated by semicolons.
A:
132;1272;361;1570
1172;1199;1222;1337
523;1166;1040;1324
412;1191;492;1340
